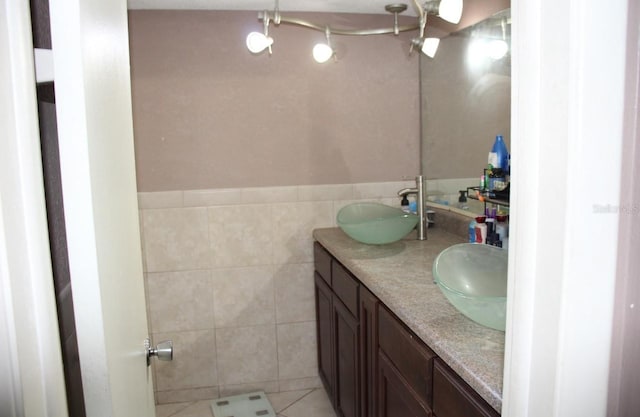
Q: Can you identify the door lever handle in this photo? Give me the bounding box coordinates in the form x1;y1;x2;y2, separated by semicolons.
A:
145;338;173;366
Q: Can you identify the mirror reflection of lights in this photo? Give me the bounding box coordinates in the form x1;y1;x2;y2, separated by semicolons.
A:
468;38;509;63
487;39;508;60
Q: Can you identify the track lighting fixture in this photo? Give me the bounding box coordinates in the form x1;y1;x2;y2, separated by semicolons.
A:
246;11;274;54
313;27;335;63
423;0;463;24
385;3;408;35
411;37;441;58
245;1;464;62
410;0;441;58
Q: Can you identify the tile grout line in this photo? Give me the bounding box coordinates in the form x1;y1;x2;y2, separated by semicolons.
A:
276;388;318;415
160;400;196;417
205;208;222;397
273;261;281;390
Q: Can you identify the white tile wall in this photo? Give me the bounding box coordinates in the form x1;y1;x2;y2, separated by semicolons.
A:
139;181;418;404
211;266;276;328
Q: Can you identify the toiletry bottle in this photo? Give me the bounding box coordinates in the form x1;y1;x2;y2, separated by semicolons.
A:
474;216;487;244
496;219;508;241
458;190;468;210
488;135;509;170
488;168;506;192
486;217;495;235
475;222;487;244
468;218;477;243
486;217;496;245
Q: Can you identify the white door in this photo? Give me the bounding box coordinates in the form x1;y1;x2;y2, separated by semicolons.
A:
49;0;156;416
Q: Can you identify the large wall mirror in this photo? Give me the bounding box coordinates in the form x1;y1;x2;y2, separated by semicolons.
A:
420;8;511;194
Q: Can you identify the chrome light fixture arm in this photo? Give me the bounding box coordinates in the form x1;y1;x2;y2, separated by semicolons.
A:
257;11;419;36
263;12;272;54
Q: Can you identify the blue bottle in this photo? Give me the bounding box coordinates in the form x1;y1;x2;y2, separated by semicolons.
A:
488;135;509;171
468;219;477;243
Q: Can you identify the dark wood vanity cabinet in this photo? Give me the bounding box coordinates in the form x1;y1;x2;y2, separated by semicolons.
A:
378;353;432;417
314;243;360;417
377;306;435;417
315;239;335;399
314;242;500;417
315;272;335;399
359;286;378;417
433;359;500;417
334;297;359;417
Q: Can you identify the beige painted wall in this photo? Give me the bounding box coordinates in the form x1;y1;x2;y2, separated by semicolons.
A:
128;11;421;192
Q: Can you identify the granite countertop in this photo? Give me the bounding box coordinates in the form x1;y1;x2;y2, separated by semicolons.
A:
313;227;505;413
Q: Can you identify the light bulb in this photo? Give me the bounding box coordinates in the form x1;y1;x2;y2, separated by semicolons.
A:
467;39;485;64
439;0;463;24
313;43;334;63
421;38;440;58
246;32;274;54
487;39;508;60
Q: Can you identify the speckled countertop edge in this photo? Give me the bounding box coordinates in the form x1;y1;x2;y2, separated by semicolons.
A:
313;227;505;413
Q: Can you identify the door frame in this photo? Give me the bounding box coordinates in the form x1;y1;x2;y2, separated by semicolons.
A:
3;0;636;416
2;0;153;416
0;1;68;416
504;0;631;415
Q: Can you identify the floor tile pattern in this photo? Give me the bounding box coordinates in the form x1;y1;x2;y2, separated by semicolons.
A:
155;388;337;417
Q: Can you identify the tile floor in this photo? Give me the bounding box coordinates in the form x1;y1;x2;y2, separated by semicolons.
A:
155;388;337;417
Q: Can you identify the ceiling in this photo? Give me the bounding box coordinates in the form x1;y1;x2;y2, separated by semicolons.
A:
127;0;421;16
126;0;511;35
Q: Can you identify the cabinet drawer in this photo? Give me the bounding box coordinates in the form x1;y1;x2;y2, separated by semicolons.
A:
378;306;435;408
331;261;359;318
378;352;432;417
314;242;332;285
433;359;499;417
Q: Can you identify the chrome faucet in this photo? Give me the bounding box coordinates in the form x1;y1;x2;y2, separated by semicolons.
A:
398;175;427;240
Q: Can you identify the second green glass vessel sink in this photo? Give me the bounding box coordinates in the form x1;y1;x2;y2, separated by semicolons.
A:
433;243;508;331
337;202;419;245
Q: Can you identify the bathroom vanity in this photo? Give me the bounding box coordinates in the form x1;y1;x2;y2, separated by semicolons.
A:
313;227;504;417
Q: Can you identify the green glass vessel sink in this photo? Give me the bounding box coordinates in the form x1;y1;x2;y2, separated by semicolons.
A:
433;243;508;331
337;202;419;245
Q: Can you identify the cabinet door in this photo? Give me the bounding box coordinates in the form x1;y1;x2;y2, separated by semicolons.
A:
433;359;500;417
378;352;431;417
314;242;332;285
315;273;335;400
378;307;435;409
360;286;378;417
334;298;360;417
